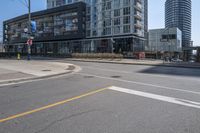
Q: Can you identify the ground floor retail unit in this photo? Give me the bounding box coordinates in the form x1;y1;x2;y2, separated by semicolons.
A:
5;37;146;55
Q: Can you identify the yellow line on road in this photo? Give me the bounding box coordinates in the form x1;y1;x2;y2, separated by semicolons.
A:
0;87;109;123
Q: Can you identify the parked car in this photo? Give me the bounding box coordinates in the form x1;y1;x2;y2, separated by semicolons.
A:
189;60;195;63
171;58;183;62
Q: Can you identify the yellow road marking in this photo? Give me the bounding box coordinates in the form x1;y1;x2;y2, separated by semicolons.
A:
0;87;109;123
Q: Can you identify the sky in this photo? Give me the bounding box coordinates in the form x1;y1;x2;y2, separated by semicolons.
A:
0;0;199;46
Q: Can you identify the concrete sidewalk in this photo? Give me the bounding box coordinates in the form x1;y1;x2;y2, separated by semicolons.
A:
66;58;200;69
0;59;79;84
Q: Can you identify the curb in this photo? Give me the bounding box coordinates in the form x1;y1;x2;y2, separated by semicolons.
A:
0;71;72;86
66;59;200;69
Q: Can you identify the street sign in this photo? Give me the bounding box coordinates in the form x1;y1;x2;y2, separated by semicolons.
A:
31;21;37;33
27;39;32;46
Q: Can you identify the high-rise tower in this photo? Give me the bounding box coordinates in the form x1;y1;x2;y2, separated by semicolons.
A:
165;0;192;48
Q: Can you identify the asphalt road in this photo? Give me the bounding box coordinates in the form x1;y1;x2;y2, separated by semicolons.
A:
1;61;200;133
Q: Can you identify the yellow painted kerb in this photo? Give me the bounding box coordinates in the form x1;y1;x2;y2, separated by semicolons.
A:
0;86;110;123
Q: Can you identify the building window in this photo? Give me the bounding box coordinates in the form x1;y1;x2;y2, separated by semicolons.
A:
114;9;120;17
113;0;120;9
123;0;130;6
103;28;111;35
162;34;177;40
113;18;120;25
86;30;91;37
123;16;130;24
123;25;130;33
103;19;111;27
103;11;111;18
86;7;91;14
106;2;112;10
67;0;72;4
114;26;120;34
123;7;130;15
52;1;55;8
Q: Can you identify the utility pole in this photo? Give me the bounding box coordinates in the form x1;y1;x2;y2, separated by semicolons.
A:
111;27;114;53
27;0;31;60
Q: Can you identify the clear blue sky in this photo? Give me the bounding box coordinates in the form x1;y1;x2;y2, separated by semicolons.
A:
0;0;199;46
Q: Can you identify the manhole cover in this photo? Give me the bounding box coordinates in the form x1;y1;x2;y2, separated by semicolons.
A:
12;85;20;88
66;65;75;70
42;69;51;72
84;76;94;78
111;76;121;78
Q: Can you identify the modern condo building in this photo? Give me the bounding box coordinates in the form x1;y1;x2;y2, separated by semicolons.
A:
3;0;148;56
47;0;148;53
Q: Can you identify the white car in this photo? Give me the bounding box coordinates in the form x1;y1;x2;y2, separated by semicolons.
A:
189;60;195;63
171;58;183;62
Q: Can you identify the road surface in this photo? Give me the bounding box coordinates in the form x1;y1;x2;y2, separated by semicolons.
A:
1;61;200;133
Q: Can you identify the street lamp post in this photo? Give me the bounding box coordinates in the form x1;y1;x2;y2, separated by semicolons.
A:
155;32;158;59
111;25;114;53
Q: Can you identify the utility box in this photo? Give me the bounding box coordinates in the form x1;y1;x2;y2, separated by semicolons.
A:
134;52;146;59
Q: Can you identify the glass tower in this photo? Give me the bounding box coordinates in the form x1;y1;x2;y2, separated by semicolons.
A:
165;0;191;48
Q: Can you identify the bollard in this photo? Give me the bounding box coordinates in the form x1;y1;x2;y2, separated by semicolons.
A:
17;53;21;60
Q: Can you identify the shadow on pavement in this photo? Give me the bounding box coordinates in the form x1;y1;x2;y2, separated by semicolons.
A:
138;66;200;77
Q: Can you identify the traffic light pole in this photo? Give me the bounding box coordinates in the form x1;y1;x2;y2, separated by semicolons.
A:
27;0;31;60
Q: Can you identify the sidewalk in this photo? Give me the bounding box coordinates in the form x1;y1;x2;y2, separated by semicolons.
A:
0;59;79;85
66;58;200;69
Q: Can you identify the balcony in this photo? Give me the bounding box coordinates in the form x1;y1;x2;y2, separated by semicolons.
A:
134;13;142;20
134;2;142;12
134;23;142;29
134;29;142;36
136;0;142;4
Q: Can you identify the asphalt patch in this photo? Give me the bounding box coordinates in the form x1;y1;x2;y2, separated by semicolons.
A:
83;76;94;78
12;85;20;88
111;75;121;78
41;69;52;72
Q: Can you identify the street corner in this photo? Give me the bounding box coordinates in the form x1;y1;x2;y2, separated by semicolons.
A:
0;60;81;86
44;61;82;74
39;61;82;77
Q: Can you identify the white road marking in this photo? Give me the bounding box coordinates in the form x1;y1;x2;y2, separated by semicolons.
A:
77;72;200;95
109;86;200;109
